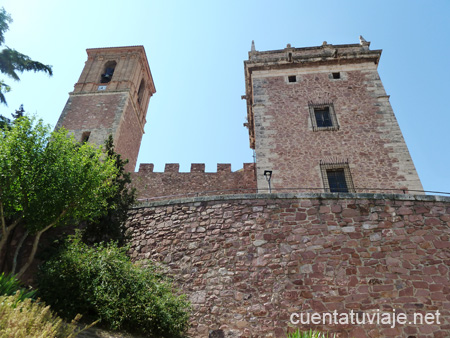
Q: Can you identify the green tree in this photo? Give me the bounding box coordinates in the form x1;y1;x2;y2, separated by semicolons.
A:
0;116;119;278
82;135;136;246
0;113;9;129
0;104;25;130
0;8;52;105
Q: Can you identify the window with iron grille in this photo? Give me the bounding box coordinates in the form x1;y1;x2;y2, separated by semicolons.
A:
320;160;354;193
308;101;339;131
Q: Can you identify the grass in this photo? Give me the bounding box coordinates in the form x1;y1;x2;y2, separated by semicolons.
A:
287;329;337;338
0;292;95;338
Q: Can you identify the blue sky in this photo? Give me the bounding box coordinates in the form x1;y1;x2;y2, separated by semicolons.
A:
1;0;449;194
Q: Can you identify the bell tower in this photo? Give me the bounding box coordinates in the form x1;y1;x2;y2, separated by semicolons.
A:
56;46;155;171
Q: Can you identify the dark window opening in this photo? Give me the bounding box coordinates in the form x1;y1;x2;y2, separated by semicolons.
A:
314;107;332;128
137;79;145;106
326;169;348;193
81;131;91;143
100;61;116;83
288;52;293;62
288;75;297;83
332;72;341;79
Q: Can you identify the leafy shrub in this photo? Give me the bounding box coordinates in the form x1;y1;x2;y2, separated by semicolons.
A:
0;272;36;301
287;329;337;338
0;292;83;338
37;234;190;337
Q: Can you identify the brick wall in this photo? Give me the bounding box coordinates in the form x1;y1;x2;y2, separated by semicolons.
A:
126;193;450;338
57;92;126;144
131;163;257;200
114;100;144;171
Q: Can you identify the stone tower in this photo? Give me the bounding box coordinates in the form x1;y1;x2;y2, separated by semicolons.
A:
56;46;155;171
244;38;423;194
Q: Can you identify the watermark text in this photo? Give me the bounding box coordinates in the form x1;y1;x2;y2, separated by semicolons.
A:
290;310;440;328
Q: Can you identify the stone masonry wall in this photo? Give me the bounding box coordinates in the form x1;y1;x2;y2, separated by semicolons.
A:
126;193;450;338
131;163;257;201
251;64;423;194
245;43;423;195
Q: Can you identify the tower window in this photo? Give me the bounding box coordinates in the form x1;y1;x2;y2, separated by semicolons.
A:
81;131;91;143
137;79;145;106
308;101;339;131
332;72;341;79
100;61;117;83
326;169;348;192
320;160;355;193
288;75;297;83
314;107;332;128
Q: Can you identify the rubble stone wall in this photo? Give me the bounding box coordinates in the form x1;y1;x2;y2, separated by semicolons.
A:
126;193;450;338
250;65;423;194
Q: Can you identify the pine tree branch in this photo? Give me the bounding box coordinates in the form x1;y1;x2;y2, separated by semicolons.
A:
0;48;52;80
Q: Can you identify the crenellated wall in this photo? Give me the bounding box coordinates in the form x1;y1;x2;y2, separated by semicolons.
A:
126;193;450;338
131;163;257;201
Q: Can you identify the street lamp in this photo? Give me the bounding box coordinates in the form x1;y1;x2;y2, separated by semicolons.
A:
264;170;273;193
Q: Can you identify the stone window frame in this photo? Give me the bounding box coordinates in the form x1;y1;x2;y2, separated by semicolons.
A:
287;75;297;83
286;75;299;84
320;159;355;193
308;101;339;131
332;72;341;79
328;71;347;81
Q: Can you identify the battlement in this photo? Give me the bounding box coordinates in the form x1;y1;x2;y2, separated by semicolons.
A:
137;163;247;173
131;163;257;200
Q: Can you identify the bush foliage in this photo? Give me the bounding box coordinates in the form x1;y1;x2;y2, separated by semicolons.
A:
37;234;190;337
0;272;36;301
0;293;82;338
